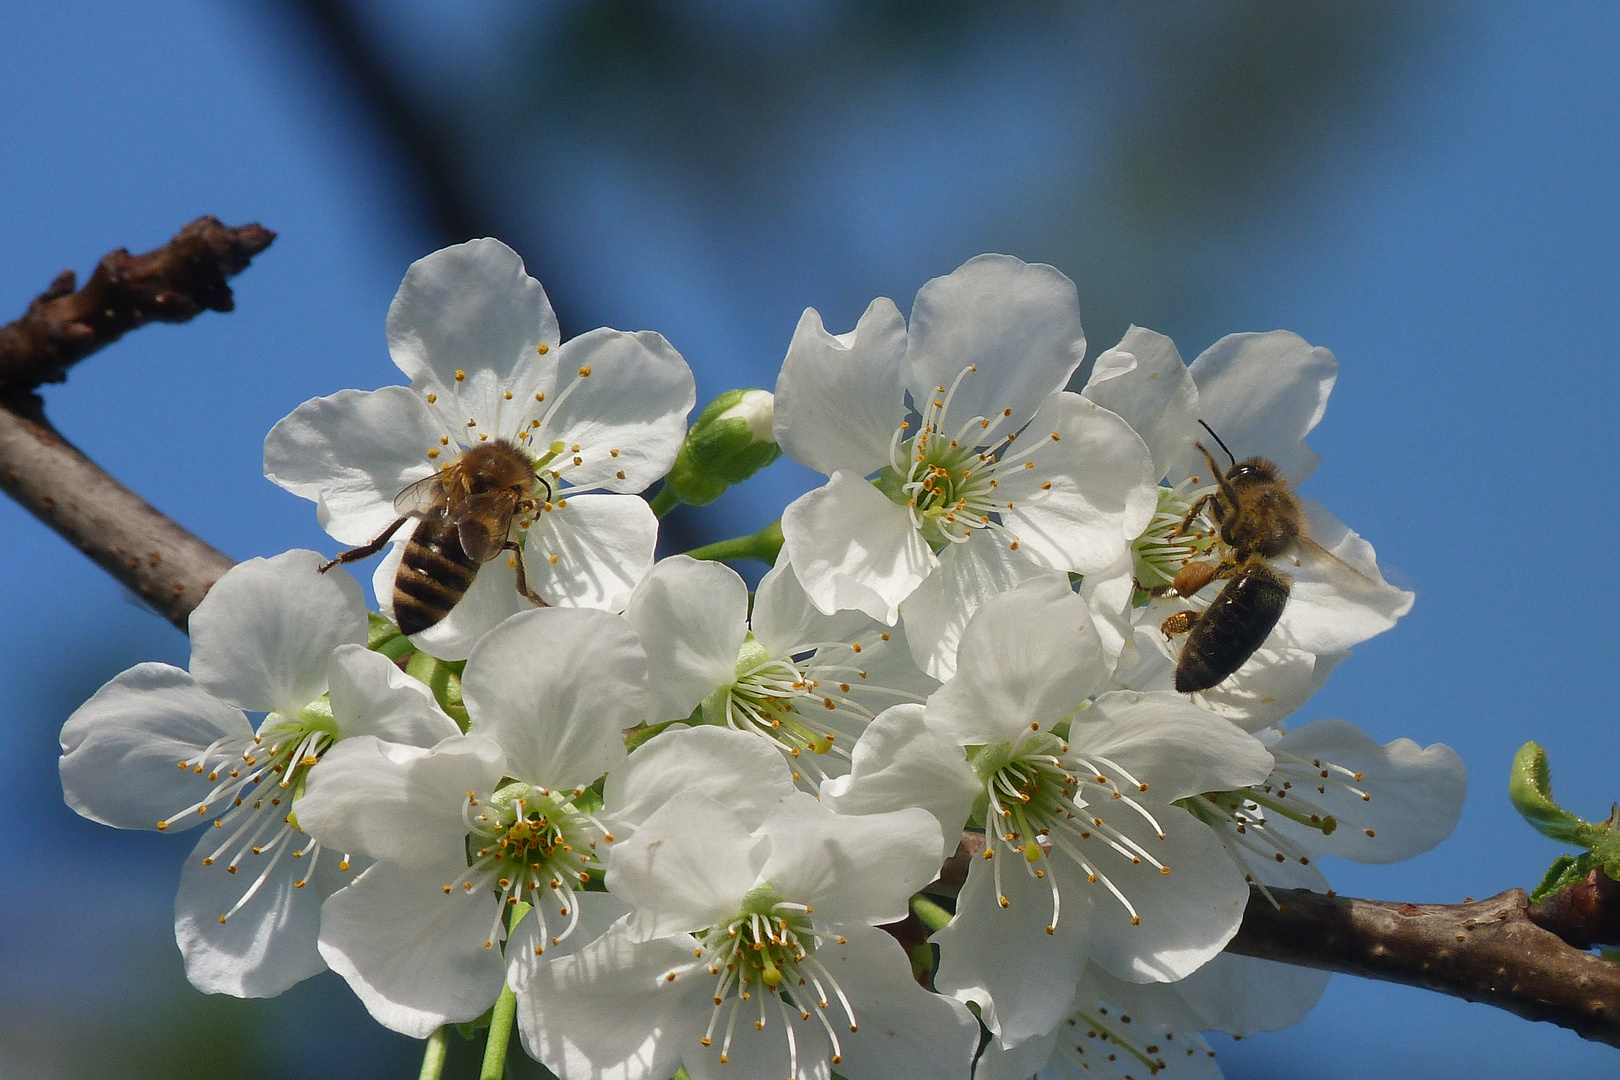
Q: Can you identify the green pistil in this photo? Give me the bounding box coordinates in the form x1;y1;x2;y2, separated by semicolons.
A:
973;735;1077;847
877;436;989;552
703;886;815;991
473;783;599;892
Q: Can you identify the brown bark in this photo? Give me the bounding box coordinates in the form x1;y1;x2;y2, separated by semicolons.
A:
932;838;1620;1048
0;216;274;392
0;392;234;629
0;218;269;625
1228;887;1620;1047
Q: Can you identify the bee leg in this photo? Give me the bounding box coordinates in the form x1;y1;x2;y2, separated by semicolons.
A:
504;541;548;608
1160;609;1197;639
319;517;407;573
1173;492;1215;539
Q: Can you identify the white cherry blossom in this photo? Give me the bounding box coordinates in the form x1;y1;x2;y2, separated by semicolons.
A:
974;961;1223;1080
293;605;649;1037
517;738;978;1080
59;550;459;997
1081;327;1412;688
264;237;696;659
824;578;1273;1049
624;554;936;786
773;254;1157;678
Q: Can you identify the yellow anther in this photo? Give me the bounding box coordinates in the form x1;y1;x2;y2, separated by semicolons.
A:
537;343;550;354
454;369;466;381
578;366;592;377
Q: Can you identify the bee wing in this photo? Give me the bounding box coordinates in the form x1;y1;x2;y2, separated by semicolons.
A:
456;492;520;563
1273;500;1415;653
394;473;447;518
1290;535;1379;587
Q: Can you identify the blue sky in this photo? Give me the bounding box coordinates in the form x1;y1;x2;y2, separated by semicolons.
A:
1;3;1617;1077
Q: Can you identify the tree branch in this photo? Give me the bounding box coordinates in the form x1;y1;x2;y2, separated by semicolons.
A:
0;216;274;392
933;835;1620;1047
0;218;270;626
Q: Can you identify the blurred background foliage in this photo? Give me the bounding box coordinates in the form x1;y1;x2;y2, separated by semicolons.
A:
3;1;1618;1077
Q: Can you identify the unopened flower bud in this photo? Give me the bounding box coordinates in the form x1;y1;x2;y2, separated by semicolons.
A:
663;389;781;506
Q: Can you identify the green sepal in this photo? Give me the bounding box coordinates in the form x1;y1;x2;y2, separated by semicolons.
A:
367;612;415;661
1511;742;1587;844
455;1006;495;1037
623;716;691;753
406;651;471;732
663;389;782;507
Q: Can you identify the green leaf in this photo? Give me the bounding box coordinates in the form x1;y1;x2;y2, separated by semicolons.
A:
1531;853;1593;903
1509;742;1587;844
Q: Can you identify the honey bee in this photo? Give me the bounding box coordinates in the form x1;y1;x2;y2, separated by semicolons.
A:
319;439;549;635
1159;424;1328;693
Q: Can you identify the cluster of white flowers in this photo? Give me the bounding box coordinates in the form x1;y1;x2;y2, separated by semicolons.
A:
60;240;1467;1080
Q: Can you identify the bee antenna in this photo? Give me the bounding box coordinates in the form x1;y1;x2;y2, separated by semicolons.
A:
537;473;554;503
1197;420;1237;467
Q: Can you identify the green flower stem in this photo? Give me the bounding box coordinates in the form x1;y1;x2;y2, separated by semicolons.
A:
479;983;518;1080
649;484;680;519
417;1028;449;1080
479;900;532;1080
682;519;784;566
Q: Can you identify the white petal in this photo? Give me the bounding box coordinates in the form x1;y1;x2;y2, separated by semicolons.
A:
295;734;504;868
1266;718;1466;863
820;705;979;839
773;298;907;478
172;824;345;997
542;328;695;492
925;578;1110;746
189;550;367;715
997;393;1157;574
1173;330;1336;487
781;472;935;623
1078;552;1135;670
262;386;439;545
899;532;1062;682
1080;800;1250;984
319;858;508;1037
1171;951;1331;1037
1189;645;1331;732
904;254;1085;430
1064;965;1226;1078
607;793;767;939
505;894;632;1018
751;554;878;660
811;925;979;1080
933;854;1092;1047
515;924;704;1080
624;556;750;722
1077;691;1276;801
1081;326;1200;481
60;663;252;832
374;540;528;663
757;794;944;925
326;644;460;747
386;238;560;440
605;725;797;832
971;1030;1057;1080
524;491;658;612
463;607;644;787
1273;500;1414;654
